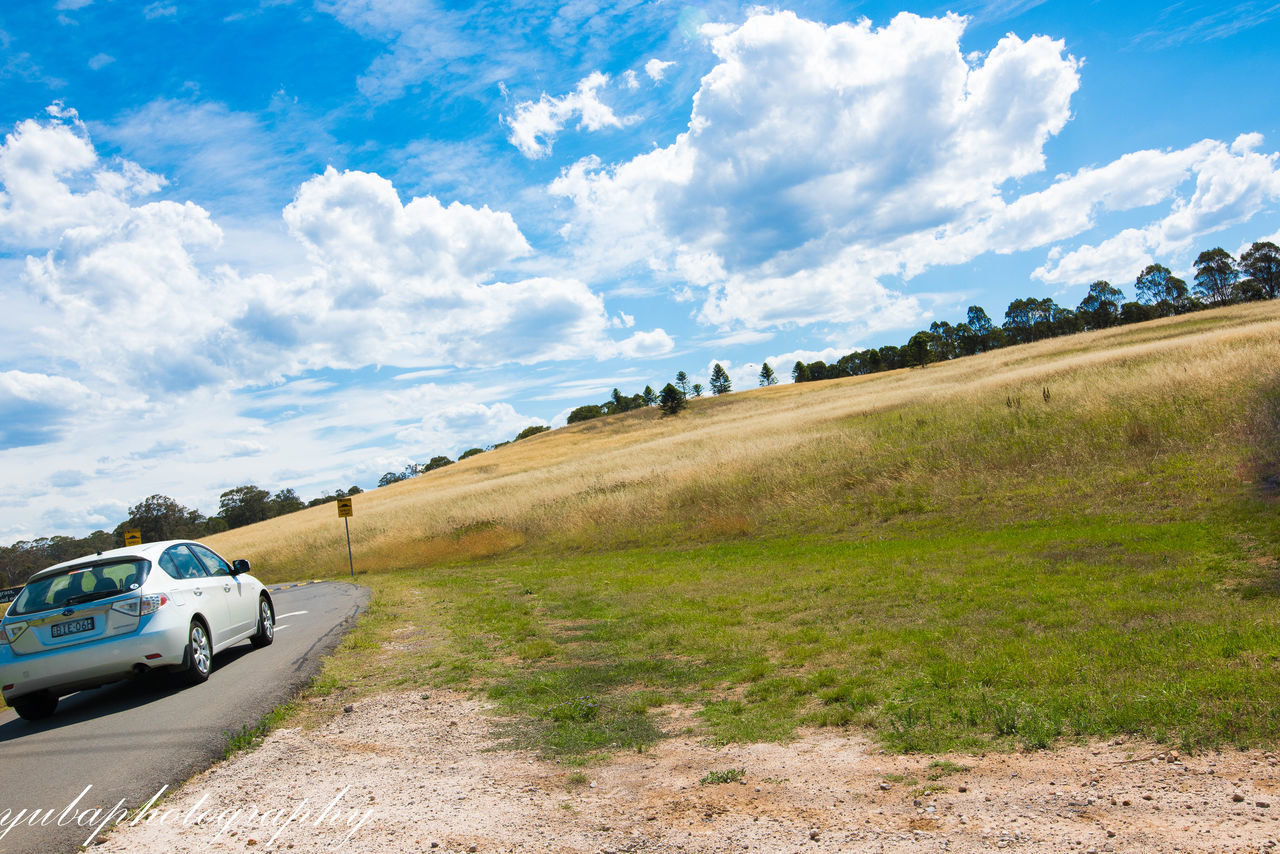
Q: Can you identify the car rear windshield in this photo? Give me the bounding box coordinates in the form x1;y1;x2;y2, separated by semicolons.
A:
8;560;150;616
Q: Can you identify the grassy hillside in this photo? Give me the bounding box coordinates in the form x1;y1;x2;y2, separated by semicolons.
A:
209;301;1280;755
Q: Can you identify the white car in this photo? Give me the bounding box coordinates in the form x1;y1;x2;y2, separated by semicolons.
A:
0;540;274;720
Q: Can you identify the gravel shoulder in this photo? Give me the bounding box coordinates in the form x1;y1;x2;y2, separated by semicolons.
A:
97;690;1280;853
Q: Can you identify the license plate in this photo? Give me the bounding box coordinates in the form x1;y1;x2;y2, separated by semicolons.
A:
51;617;94;638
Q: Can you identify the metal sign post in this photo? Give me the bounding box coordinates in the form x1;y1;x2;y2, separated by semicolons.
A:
336;498;355;578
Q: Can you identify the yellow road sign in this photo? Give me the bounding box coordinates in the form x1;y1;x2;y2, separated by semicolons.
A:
336;497;354;518
123;529;142;547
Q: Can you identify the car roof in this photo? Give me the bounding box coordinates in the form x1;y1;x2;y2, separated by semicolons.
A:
29;540;203;582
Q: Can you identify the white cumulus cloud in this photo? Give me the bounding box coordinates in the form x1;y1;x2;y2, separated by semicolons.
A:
1031;135;1280;285
393;398;538;452
551;9;1280;331
644;58;675;81
765;347;850;381
0;104;165;248
552;11;1082;329
283;165;530;287
264;167;674;369
0;370;97;448
615;327;674;359
505;71;630;159
3;112;671;407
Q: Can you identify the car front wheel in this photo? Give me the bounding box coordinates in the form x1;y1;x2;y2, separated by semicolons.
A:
250;597;274;648
12;692;57;721
180;620;212;685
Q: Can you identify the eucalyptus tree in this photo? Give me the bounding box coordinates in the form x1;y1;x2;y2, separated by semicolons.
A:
1193;248;1239;306
1134;263;1189;313
1240;241;1280;300
1076;280;1124;330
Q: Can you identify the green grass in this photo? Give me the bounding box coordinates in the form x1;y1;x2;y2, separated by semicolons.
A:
281;309;1280;758
313;502;1280;756
927;761;969;779
913;782;950;797
222;700;297;759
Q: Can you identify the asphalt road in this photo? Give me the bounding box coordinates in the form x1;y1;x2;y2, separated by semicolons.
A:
0;580;368;854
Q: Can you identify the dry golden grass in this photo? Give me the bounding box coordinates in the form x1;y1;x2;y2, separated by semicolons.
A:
211;300;1280;753
207;300;1280;584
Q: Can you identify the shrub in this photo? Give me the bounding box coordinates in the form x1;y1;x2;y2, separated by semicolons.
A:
515;425;551;441
567;405;605;424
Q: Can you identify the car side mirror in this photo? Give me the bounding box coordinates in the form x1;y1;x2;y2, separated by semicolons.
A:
231;559;251;576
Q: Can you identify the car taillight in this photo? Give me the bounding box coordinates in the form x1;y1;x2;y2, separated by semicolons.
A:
112;594;168;617
0;622;27;645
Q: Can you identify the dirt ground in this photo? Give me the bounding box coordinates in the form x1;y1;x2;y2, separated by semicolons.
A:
96;690;1280;853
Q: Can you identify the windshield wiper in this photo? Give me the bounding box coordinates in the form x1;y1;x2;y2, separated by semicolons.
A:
64;591;118;606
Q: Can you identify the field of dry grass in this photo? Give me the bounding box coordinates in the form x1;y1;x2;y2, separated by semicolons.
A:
203;300;1280;753
207;300;1280;585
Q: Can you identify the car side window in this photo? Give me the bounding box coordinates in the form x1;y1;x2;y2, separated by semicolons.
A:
159;546;208;580
189;544;232;577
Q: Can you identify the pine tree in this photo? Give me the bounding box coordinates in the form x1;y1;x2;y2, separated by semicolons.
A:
709;363;732;395
643;385;658;406
658;383;686;415
675;371;689;395
758;362;777;386
691;383;704;397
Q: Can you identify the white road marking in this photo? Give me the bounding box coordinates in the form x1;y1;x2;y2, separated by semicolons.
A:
274;624;290;631
274;611;308;619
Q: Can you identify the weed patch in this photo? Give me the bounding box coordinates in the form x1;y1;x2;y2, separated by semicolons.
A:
222;701;296;759
546;696;600;723
927;760;970;779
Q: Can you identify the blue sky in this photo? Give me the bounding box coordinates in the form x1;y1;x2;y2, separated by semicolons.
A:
2;0;1279;541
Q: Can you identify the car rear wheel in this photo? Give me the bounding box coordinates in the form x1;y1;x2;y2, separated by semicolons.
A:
12;692;57;720
180;619;212;685
250;597;274;648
